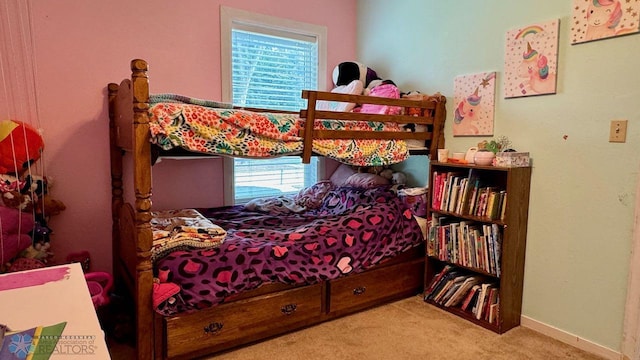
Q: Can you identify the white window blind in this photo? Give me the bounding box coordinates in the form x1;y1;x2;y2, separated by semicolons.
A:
232;28;317;111
230;23;320;204
234;157;318;203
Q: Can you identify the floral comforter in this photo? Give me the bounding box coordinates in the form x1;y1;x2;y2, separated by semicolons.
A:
148;101;410;166
155;186;422;314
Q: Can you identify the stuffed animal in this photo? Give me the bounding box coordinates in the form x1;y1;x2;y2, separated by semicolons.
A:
391;172;407;186
19;241;53;263
0;120;44;176
38;194;66;217
379;168;393;180
0;206;35;264
331;61;380;89
1;190;32;210
0;174;64;218
360;80;402;115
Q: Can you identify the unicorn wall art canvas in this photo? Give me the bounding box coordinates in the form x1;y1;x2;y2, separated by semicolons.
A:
504;20;560;98
571;0;640;44
453;72;496;137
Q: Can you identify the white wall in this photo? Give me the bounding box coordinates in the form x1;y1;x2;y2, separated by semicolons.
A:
358;0;639;352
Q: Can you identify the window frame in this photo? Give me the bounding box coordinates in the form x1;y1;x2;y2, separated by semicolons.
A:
220;6;327;205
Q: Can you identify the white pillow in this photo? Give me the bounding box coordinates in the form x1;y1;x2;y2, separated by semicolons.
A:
316;80;364;112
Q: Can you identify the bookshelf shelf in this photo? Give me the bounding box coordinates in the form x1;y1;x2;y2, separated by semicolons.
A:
423;161;532;334
430;209;506;226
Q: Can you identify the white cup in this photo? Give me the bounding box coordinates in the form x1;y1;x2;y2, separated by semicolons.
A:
437;149;449;162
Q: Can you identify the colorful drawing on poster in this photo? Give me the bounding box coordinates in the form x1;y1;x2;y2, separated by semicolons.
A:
571;0;640;44
504;19;559;98
453;72;496;137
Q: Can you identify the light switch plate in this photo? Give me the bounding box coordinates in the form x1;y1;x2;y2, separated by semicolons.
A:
610;120;627;143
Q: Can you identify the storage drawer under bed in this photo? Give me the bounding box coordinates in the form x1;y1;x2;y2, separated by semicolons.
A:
164;283;323;359
328;258;424;316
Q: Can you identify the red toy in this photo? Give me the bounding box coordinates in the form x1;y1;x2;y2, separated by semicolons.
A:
0;119;44;175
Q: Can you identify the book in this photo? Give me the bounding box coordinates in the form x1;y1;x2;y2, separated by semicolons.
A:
482;224;491;273
474;228;484;271
455;178;468;214
475;283;492;320
461;284;481;311
437;277;465;305
486;190;500;220
485;224;496;275
466;183;478;216
431;171;441;209
489;303;499;324
425;265;453;295
484;287;499;321
444;275;482;307
499;192;508;221
440;172;453;211
492;223;502;277
426;268;461;301
434;275;467;303
427;217;437;257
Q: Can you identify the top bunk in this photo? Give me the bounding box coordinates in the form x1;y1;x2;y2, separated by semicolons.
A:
108;59;446;167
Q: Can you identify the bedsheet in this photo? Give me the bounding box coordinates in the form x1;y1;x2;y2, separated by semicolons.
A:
148;102;410;166
155;186;422;314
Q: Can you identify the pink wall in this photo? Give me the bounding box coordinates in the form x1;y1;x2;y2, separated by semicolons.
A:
26;0;357;272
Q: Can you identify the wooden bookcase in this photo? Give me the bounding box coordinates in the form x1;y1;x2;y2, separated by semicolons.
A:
423;161;532;334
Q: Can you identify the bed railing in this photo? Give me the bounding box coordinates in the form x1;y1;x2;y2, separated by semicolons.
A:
299;90;446;163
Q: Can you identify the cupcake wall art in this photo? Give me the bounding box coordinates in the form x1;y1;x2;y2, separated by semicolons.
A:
571;0;640;44
504;19;559;98
453;72;496;137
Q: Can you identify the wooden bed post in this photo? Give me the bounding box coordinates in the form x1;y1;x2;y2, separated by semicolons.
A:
107;82;123;285
301;90;317;164
130;59;155;360
430;97;447;160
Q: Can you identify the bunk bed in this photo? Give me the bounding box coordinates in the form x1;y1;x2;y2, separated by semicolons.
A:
108;59;446;360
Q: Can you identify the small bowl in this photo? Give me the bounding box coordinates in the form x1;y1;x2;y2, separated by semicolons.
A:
451;152;465;161
474;151;495;166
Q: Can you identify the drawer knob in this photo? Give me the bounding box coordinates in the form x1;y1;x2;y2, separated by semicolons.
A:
204;322;223;335
281;303;297;315
353;286;366;295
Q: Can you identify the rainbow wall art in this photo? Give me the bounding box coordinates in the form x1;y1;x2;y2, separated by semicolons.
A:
504;20;560;98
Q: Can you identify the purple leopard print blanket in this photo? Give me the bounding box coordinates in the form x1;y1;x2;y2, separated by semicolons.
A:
156;186;422;314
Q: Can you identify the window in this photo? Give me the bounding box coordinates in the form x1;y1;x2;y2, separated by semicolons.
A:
221;7;327;204
233;157;319;204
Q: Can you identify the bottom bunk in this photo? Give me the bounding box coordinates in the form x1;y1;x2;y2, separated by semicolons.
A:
113;184;427;359
157;246;423;359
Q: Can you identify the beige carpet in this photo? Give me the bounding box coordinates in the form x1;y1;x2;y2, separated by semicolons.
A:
108;295;606;360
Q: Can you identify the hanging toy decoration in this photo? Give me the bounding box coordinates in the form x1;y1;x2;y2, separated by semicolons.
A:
0;119;44;175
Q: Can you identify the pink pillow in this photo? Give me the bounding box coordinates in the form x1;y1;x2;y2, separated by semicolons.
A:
343;173;390;188
316;80;364;112
329;164;358;187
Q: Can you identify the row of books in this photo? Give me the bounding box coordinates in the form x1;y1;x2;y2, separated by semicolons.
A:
424;266;500;324
431;170;507;221
427;216;502;276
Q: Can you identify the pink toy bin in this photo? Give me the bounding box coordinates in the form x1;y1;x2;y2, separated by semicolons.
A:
84;272;113;309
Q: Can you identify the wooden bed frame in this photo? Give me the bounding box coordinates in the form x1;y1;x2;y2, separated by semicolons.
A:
108;59;446;360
